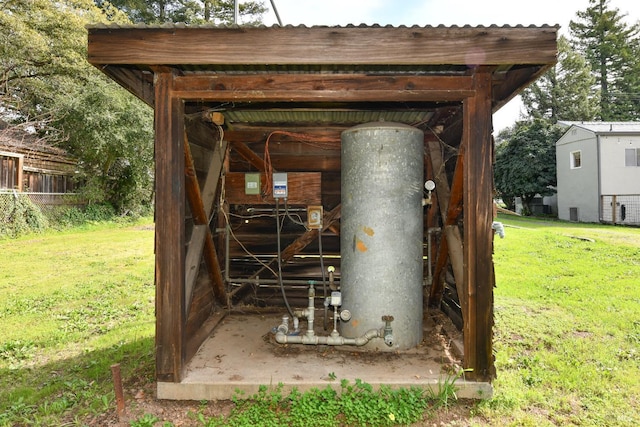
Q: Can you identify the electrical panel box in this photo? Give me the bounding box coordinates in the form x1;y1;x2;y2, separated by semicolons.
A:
244;173;260;195
307;205;323;229
272;172;288;199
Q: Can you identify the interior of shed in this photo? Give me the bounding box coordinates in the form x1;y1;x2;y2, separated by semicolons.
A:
86;24;558;400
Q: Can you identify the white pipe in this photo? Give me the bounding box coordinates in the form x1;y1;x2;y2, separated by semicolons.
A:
275;328;382;346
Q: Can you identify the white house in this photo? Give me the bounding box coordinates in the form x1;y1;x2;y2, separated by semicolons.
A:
556;122;640;225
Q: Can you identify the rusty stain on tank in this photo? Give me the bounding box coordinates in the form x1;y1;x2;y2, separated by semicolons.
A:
355;238;368;252
362;226;374;237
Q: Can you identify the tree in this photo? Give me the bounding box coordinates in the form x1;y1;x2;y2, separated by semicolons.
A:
521;36;599;122
1;0;155;214
54;80;154;213
494;119;565;215
99;0;267;24
569;0;640;120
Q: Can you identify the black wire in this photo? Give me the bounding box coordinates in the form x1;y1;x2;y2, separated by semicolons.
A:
276;198;293;318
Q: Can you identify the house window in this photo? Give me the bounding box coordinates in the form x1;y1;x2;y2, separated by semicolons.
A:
570;150;582;169
625;148;640;167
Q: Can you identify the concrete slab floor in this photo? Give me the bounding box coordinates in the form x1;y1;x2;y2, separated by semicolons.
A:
157;312;492;400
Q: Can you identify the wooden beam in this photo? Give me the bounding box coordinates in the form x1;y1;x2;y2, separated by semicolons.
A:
175;74;474;93
154;71;185;383
173;74;475;102
184;131;227;310
462;69;495;381
88;26;558;66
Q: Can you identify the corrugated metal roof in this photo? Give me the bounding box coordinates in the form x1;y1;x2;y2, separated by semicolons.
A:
224;110;433;126
560;121;640;134
86;23;560;30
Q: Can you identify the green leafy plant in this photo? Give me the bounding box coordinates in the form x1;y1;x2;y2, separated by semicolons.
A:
130;413;159;427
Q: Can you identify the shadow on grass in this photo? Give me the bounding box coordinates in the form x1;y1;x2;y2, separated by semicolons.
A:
0;336;155;425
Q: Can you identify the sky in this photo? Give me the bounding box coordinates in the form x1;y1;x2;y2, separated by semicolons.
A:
256;0;640;132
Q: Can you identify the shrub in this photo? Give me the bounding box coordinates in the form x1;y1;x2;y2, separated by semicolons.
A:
0;193;48;238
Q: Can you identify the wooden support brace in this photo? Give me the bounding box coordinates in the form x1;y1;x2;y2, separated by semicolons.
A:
427;138;465;313
184;130;227;309
231;140;268;172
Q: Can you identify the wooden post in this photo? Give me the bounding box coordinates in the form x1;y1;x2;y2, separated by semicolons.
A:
462;69;495;381
110;364;126;419
612;195;617;224
16;155;24;192
154;70;186;383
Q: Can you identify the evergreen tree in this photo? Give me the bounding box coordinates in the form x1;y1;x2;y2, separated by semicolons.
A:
569;0;640;120
521;36;599;122
98;0;267;24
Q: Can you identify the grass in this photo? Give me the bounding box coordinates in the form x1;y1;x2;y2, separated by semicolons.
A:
0;215;638;425
0;218;156;426
479;215;640;426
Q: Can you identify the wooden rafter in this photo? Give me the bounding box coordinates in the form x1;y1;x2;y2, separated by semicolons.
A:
230;140;268;172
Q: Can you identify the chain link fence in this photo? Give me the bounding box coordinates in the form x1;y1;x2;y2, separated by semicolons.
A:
601;195;640;226
0;191;85;226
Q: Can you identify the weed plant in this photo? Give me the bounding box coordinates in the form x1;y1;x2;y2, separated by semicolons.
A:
193;379;454;427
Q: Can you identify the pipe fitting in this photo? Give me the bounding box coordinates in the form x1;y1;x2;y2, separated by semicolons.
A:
382;315;394;347
274;328;381;346
276;315;289;334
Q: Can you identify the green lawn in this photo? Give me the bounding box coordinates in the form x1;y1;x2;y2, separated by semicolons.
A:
0;216;638;426
481;215;640;426
0;220;156;426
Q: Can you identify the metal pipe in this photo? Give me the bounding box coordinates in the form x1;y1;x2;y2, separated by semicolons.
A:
275;328;382;346
234;0;239;24
228;278;333;286
293;284;316;337
225;224;230;283
269;0;283;25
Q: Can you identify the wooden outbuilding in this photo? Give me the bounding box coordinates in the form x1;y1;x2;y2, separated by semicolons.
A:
1;123;77;193
87;24;557;397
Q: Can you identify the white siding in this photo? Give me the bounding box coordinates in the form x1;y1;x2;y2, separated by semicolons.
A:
556;127;600;222
599;135;640;195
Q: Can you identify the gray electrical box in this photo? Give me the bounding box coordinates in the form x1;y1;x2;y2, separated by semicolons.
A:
272;172;288;199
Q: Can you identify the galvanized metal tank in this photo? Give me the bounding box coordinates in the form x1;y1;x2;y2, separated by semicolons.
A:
340;122;424;351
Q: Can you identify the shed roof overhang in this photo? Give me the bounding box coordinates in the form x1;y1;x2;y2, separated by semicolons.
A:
87;24;558;141
87;24;557;385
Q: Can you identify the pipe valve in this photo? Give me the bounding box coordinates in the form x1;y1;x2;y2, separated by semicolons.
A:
381;315;395;347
